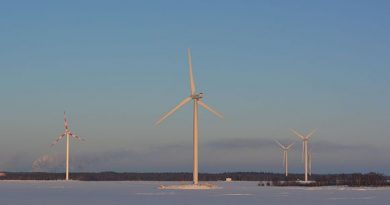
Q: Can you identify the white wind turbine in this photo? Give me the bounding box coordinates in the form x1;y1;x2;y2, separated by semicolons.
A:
274;140;294;177
156;48;223;186
51;112;84;181
290;129;316;182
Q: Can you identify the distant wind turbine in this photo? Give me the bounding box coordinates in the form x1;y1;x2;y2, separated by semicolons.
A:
51;112;84;181
274;140;294;177
290;129;316;182
156;48;223;186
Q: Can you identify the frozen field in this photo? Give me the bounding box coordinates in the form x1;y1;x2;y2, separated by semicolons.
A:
0;181;389;205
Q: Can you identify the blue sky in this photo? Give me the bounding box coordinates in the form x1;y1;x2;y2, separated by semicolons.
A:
0;0;390;174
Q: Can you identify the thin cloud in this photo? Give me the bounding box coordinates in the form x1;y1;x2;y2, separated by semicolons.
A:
205;138;276;149
0;138;386;173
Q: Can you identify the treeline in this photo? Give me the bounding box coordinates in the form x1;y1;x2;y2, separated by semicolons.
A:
273;173;389;187
0;172;389;186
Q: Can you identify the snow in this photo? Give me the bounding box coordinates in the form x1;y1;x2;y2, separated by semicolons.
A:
0;181;389;205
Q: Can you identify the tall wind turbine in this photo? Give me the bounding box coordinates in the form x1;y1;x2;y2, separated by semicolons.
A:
274;140;294;177
51;112;84;181
156;48;223;186
290;129;316;182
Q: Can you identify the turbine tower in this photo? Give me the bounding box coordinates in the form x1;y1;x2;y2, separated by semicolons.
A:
290;129;316;182
274;140;294;177
156;48;223;186
51;112;84;181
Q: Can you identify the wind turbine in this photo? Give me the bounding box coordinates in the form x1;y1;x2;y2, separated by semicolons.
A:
51;112;84;181
274;140;294;177
156;48;223;186
290;129;316;182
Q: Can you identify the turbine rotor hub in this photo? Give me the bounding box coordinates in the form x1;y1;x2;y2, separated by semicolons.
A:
191;92;203;100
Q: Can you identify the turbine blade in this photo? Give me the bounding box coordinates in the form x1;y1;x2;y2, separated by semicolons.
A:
51;133;66;146
198;100;223;119
283;151;286;167
70;132;85;141
274;139;285;149
290;129;305;140
188;48;196;95
306;129;317;139
64;111;69;130
286;143;294;150
156;97;192;125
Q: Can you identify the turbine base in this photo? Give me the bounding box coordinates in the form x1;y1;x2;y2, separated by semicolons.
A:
296;180;316;185
158;183;220;190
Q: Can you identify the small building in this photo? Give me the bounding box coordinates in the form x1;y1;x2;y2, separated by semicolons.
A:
225;178;232;182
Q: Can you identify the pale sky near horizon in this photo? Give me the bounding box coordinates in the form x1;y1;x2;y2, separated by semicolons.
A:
1;1;390;174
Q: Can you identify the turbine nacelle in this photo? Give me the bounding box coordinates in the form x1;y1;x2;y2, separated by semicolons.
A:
51;112;85;146
191;92;203;100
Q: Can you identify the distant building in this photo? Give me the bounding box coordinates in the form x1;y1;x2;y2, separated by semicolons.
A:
225;178;232;182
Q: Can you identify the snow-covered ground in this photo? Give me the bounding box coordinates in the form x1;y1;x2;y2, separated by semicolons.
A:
0;181;389;205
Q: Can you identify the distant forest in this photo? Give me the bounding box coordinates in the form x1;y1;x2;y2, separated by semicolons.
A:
1;172;389;187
